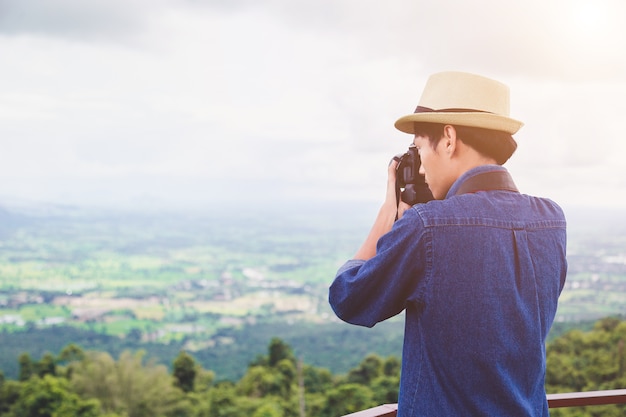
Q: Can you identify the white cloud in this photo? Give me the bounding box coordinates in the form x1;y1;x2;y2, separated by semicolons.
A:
1;0;626;209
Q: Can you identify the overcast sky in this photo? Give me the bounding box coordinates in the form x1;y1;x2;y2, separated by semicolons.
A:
1;0;625;211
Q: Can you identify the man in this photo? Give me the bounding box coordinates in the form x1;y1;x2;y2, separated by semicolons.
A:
329;71;567;416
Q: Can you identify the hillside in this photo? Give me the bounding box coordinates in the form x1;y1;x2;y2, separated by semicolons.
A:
0;202;625;381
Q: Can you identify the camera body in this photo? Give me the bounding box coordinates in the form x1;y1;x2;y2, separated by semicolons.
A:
394;145;433;206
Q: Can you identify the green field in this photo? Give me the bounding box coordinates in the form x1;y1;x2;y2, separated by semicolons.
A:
1;203;625;380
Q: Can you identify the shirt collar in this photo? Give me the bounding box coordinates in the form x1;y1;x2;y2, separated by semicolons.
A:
445;165;509;199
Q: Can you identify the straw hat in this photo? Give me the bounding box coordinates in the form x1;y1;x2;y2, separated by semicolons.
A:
394;71;523;135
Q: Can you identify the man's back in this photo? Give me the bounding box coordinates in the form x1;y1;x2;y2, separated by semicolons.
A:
397;184;567;415
329;167;567;416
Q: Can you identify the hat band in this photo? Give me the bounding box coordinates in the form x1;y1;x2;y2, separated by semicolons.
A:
414;105;492;114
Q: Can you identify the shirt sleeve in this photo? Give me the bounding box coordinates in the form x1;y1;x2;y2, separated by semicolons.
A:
328;207;429;327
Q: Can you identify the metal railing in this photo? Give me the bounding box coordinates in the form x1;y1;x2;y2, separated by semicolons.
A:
342;389;626;416
546;389;626;408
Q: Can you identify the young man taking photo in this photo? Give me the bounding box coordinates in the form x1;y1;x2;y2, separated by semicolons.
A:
329;71;567;416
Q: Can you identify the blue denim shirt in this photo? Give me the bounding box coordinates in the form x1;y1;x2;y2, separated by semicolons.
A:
329;165;567;416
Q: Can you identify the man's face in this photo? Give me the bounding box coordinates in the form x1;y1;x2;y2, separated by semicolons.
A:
413;134;452;200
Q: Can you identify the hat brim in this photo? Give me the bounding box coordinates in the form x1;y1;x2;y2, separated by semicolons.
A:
394;112;523;135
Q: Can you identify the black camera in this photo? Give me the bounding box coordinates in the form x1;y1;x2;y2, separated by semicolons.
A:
393;145;433;206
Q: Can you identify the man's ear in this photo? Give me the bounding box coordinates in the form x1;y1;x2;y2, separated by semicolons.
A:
442;125;457;156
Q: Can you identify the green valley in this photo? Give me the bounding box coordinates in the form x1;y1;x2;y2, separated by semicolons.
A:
0;203;625;382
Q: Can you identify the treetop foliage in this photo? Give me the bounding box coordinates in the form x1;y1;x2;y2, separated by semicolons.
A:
0;317;625;416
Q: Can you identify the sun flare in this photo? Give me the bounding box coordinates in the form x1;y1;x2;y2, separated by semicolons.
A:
570;1;608;34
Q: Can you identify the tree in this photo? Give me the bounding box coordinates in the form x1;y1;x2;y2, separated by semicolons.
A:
238;366;277;398
18;353;34;382
546;318;626;417
173;350;197;393
0;379;21;415
9;374;100;417
275;359;296;398
208;382;241;417
252;402;284;417
321;384;374;417
36;353;57;378
302;365;333;394
382;356;401;377
238;359;297;401
127;328;142;343
57;344;86;379
69;350;190;417
58;344;86;365
371;375;399;404
347;354;383;385
268;338;295;368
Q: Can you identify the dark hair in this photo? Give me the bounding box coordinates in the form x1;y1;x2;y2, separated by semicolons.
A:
413;123;517;165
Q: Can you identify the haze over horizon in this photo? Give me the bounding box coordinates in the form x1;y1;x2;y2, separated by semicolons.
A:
1;0;626;210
